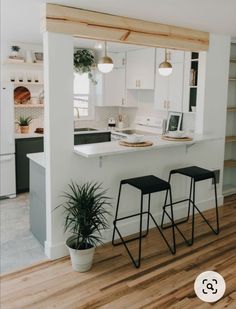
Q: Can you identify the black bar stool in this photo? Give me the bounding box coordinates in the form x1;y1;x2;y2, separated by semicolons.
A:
112;175;176;268
161;166;219;246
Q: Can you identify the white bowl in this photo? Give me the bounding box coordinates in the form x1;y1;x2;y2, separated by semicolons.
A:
126;134;145;143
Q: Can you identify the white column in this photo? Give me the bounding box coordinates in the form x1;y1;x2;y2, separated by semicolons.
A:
43;32;74;259
202;34;231;136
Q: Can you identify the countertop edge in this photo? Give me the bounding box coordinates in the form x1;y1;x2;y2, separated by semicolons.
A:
73;135;223;158
27;152;45;168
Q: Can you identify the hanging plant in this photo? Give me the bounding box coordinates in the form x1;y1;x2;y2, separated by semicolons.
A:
74;49;97;85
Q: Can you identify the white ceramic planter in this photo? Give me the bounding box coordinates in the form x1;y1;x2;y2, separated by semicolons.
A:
11;51;19;57
66;238;95;272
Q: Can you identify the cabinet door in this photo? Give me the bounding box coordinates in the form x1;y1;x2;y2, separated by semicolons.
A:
168;62;184;112
126;50;138;89
110;52;126;68
154;70;169;111
74;132;111;145
138;48;155;89
103;68;126;106
126;48;155;89
15;137;44;193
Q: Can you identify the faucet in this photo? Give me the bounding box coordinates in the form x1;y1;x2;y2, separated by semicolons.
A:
74;107;80;118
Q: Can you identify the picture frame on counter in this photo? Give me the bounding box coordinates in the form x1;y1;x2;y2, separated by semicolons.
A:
166;111;183;132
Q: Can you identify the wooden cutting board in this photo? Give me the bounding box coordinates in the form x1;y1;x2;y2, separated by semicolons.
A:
161;136;193;142
14;86;31;104
119;141;153;147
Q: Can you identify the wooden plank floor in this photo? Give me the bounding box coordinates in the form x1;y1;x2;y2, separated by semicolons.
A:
1;195;236;309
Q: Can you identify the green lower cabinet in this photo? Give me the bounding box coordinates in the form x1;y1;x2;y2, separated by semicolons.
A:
74;132;111;145
16;132;111;193
15;137;44;193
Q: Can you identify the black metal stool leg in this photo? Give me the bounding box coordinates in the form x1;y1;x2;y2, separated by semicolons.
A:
187;178;193;221
189;180;196;246
169;188;176;254
193;176;220;235
144;194;151;237
161;173;172;228
162;173;191;229
136;194;144;268
214;176;220;234
112;183;122;245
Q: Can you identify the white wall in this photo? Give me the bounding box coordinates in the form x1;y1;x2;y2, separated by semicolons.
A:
202;34;230;136
44;32;230;259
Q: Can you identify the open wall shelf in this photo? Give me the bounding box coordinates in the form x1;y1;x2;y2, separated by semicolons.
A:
14;104;44;108
224;160;236;168
223;43;236;196
227;107;236;112
225;136;236;143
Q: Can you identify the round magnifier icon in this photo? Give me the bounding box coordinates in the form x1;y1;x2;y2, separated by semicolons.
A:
206;283;214;291
194;271;226;303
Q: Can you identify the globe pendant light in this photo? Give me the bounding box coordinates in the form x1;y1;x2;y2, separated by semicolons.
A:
98;42;114;73
158;49;173;76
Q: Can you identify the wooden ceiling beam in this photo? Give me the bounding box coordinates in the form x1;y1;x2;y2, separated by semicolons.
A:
44;4;209;51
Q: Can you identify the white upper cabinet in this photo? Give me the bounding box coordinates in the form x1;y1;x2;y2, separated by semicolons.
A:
155;48;184;112
126;48;156;89
168;62;184;111
95;52;127;107
110;52;126;68
103;68;126;106
95;68;126;107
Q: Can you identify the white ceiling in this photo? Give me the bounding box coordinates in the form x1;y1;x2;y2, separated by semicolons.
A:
1;0;236;45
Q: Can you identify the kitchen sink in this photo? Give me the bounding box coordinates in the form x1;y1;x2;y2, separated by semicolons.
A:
74;127;98;132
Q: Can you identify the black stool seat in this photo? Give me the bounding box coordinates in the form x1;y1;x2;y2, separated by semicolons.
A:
112;175;176;268
171;166;215;182
121;175;170;194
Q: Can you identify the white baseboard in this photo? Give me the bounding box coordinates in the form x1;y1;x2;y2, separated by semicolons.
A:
44;240;69;259
45;194;224;259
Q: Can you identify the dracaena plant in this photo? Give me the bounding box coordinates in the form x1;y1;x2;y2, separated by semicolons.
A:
74;49;97;85
16;116;33;126
59;182;111;250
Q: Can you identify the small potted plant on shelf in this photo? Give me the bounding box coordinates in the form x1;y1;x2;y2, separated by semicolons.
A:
16;116;33;134
58;181;111;272
74;49;97;85
11;45;20;57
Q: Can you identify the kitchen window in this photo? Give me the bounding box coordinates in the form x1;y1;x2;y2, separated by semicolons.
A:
73;73;94;120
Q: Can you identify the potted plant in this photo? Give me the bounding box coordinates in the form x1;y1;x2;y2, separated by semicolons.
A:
11;45;20;57
74;49;97;85
16;116;33;133
59;182;111;272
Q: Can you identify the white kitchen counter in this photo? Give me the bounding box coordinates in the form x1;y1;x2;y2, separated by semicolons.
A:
27;152;45;168
74;134;223;158
15;129;111;139
15;133;44;139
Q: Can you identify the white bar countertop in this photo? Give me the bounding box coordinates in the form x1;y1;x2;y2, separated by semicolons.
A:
74;134;223;158
27;152;45;168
